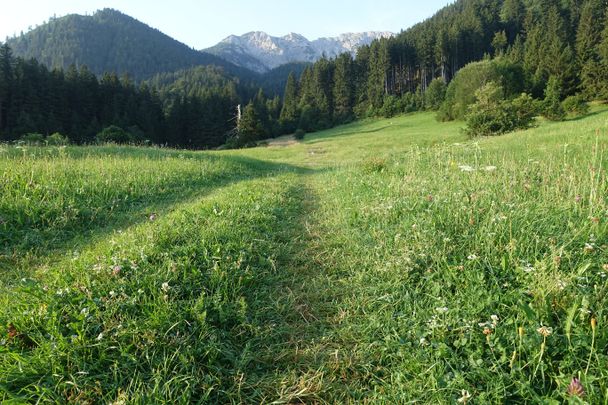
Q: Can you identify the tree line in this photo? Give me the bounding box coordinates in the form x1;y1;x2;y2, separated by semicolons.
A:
2;0;608;148
248;0;608;141
0;44;244;148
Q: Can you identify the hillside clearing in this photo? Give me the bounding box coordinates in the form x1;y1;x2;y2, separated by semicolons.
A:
1;109;608;403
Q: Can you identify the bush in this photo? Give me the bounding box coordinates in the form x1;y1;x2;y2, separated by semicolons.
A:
294;129;306;140
380;95;401;118
561;95;589;117
96;126;134;144
465;82;536;137
425;78;447;111
19;133;45;145
438;59;527;121
46;133;69;146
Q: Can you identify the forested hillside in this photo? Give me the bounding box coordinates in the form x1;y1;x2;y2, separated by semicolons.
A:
268;0;608;137
2;0;608;148
5;9;250;81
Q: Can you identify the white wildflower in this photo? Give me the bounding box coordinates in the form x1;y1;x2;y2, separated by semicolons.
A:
459;165;476;172
467;254;478;261
436;307;449;314
458;390;472;403
161;282;171;292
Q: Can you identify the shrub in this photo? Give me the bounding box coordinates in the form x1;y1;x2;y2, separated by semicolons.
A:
96;126;133;144
19;133;45;145
294;129;306;140
561;95;589;117
465;82;536;137
438;59;527;121
425;78;447;111
400;92;422;113
380;95;401;118
46;133;69;146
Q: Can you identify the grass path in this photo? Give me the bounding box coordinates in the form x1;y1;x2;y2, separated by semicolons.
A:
2;109;608;403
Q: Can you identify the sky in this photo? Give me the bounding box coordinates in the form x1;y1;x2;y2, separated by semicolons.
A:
0;0;451;49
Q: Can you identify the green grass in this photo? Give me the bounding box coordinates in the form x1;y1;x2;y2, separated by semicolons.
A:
1;108;607;403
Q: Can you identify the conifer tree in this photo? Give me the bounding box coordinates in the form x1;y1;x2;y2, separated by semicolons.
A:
279;72;299;133
332;53;354;124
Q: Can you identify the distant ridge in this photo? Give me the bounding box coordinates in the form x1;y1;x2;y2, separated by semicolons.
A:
205;31;395;73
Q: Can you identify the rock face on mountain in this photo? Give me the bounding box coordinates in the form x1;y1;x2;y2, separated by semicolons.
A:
205;31;394;73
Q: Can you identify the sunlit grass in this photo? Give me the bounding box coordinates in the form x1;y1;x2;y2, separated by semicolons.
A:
1;107;607;403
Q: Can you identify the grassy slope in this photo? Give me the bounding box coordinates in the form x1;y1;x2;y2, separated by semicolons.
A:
1;109;607;403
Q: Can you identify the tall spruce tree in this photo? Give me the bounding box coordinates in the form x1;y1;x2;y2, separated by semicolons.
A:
0;43;15;138
332;53;355;124
279;72;299;133
576;0;604;98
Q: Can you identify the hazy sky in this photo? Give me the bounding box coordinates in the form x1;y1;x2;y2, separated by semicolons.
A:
0;0;451;49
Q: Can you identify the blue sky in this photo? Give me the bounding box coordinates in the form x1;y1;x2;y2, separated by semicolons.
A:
1;0;451;49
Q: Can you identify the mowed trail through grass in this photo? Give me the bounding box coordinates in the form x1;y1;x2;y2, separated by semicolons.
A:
1;108;608;403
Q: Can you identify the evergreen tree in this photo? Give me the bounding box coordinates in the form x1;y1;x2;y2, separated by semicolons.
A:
237;101;265;145
576;0;604;98
543;75;566;121
279;72;299;133
332;53;355;124
0;43;15;138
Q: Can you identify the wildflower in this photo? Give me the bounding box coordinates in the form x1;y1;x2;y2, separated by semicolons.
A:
109;290;117;298
149;213;157;222
467;254;478;261
537;326;553;337
80;307;89;316
459;165;476;172
435;307;449;314
491;315;499;326
567;377;585;397
483;327;493;336
584;243;595;253
112;265;122;276
96;333;104;341
419;337;429;346
603;264;608;271
161;282;171;292
457;390;472;404
7;324;18;340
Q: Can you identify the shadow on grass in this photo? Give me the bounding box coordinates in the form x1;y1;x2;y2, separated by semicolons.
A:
0;169;335;403
0;154;322;282
564;109;607;122
305;124;397;145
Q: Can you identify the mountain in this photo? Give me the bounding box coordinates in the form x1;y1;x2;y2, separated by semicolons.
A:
205;31;394;73
5;8;253;81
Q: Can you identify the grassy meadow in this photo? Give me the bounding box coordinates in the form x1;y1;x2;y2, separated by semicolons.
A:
1;107;607;403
